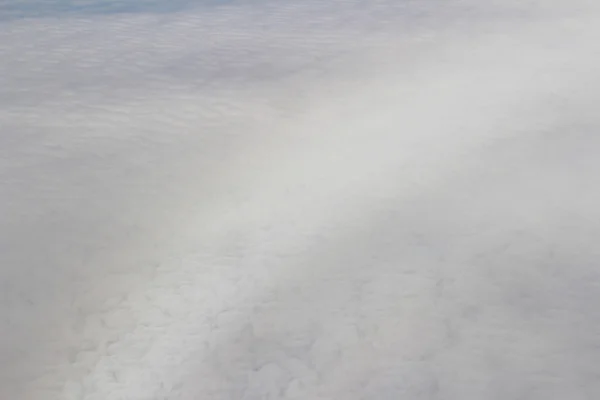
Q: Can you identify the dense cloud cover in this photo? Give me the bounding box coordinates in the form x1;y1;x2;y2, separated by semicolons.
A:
2;1;600;399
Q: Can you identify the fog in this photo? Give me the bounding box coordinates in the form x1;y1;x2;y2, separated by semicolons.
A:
2;1;600;399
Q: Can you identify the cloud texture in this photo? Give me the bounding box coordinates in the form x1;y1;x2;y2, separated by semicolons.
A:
2;1;600;399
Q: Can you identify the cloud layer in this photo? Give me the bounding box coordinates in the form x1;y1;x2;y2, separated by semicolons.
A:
2;1;600;399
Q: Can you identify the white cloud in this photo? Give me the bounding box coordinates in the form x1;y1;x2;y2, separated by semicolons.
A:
2;1;600;399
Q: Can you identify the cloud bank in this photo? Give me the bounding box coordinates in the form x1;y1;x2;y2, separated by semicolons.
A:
2;1;600;399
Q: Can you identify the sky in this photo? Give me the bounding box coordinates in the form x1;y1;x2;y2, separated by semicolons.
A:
2;1;600;399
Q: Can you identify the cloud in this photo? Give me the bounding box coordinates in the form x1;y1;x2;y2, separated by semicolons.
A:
2;1;600;399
